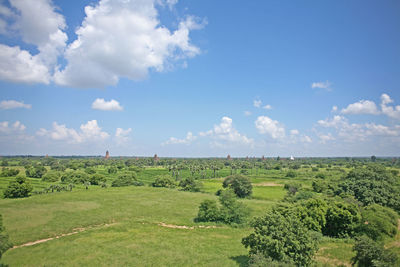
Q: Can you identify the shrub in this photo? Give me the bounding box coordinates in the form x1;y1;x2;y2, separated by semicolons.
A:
61;170;90;184
352;235;398;267
4;176;33;198
222;175;252;198
322;201;361;238
285;170;296;178
25;166;47;178
84;168;96;174
179;177;201;192
152;175;176;188
111;172;138;187
359;204;398;241
108;166;118;174
196;189;249;224
42;171;61;182
284;182;302;195
242;210;319;266
1;168;19;177
90;173;107;185
315;173;326;179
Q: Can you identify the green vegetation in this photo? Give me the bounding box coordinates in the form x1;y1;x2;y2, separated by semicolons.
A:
0;156;398;266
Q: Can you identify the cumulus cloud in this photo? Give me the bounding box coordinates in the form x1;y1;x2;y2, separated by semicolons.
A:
255;116;285;139
0;99;31;109
311;80;332;91
331;106;338;112
290;129;299;135
263;104;272;110
380;93;400;120
92;98;123;111
162;131;196;145
0;120;33;144
37;120;109;144
0;0;67;84
115;127;132;144
200;116;253;145
54;0;204;88
244;111;252;116
341;100;379;115
0;120;26;133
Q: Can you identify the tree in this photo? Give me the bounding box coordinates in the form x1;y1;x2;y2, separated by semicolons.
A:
25;166;47;178
222;175;252;198
41;170;61;182
242;210;319;266
179;177;201;192
90;173;107;185
0;168;19;177
152;175;176;188
322;201;361;238
359;204;398;241
0;214;12;259
3;176;33;198
371;155;377;162
352;235;398;267
61;170;89;184
111;172;142;187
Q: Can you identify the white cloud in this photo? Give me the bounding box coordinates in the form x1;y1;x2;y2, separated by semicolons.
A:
290;129;299;135
37;120;109;144
200;117;253;145
301;135;312;143
0;0;67;84
162;131;196;145
244;111;252;116
0;120;33;145
263;104;272;110
317;133;335;143
253;100;262;108
92;98;123;111
0;120;26;133
341;100;379;115
318;115;347;128
115;127;132;144
380;93;400;120
54;0;204;88
255;116;285;139
311;80;332;91
331;106;338;112
0;100;31;109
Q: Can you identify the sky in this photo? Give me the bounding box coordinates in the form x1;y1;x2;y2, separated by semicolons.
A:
0;0;399;157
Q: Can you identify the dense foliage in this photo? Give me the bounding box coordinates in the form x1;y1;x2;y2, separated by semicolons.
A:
111;172;143;187
152;175;176;188
352;235;398;267
359;204;398;241
3;176;33;198
222;175;252;198
242;210;319;266
0;214;12;259
0;168;19;177
179;177;201;192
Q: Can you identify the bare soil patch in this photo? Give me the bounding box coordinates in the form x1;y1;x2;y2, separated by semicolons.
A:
252;182;283;187
158;222;219;230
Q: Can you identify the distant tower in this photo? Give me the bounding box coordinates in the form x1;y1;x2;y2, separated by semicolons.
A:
154;154;159;161
290;155;295;161
105;150;110;159
227;154;231;160
262;155;265;161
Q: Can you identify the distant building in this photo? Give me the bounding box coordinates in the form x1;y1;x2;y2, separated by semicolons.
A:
227;154;231;160
154;154;159;161
290;155;295;161
262;155;265;161
105;150;110;159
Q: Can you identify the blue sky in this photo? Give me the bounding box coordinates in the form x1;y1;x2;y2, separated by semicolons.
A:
0;0;399;157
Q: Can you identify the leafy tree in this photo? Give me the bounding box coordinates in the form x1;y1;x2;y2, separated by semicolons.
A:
111;172;142;187
41;170;60;182
25;166;47;178
242;210;319;266
0;214;12;259
352;235;398;267
284;182;302;195
3;176;33;198
196;199;219;222
293;198;328;232
285;170;296;178
179;177;201;192
108;166;118;174
322;200;361;238
222;175;252;198
0;168;19;177
84;167;96;174
152;175;177;188
358;204;398;241
90;173;107;185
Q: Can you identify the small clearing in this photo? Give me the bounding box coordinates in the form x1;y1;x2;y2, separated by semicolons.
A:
253;182;283;187
12;223;116;249
158;222;219;230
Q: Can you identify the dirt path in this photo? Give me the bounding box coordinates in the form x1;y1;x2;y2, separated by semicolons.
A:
12;223;116;249
158;222;219;230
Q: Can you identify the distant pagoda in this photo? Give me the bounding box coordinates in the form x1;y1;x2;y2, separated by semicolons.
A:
153;154;159;161
227;154;231;160
105;150;110;159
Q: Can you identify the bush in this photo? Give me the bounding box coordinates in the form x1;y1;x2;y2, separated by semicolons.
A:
315;173;326;179
284;182;302;195
41;171;61;182
111;172;138;187
84;168;96;174
4;176;33;198
322;201;361;238
196;189;250;224
108;166;118;174
359;204;398;241
152;175;176;188
25;166;47;178
222;175;252;198
179;177;201;192
61;170;89;184
0;214;12;259
285;170;296;178
90;173;107;185
242;210;319;266
312;179;328;193
352;235;398;267
248;253;294;267
0;168;19;177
